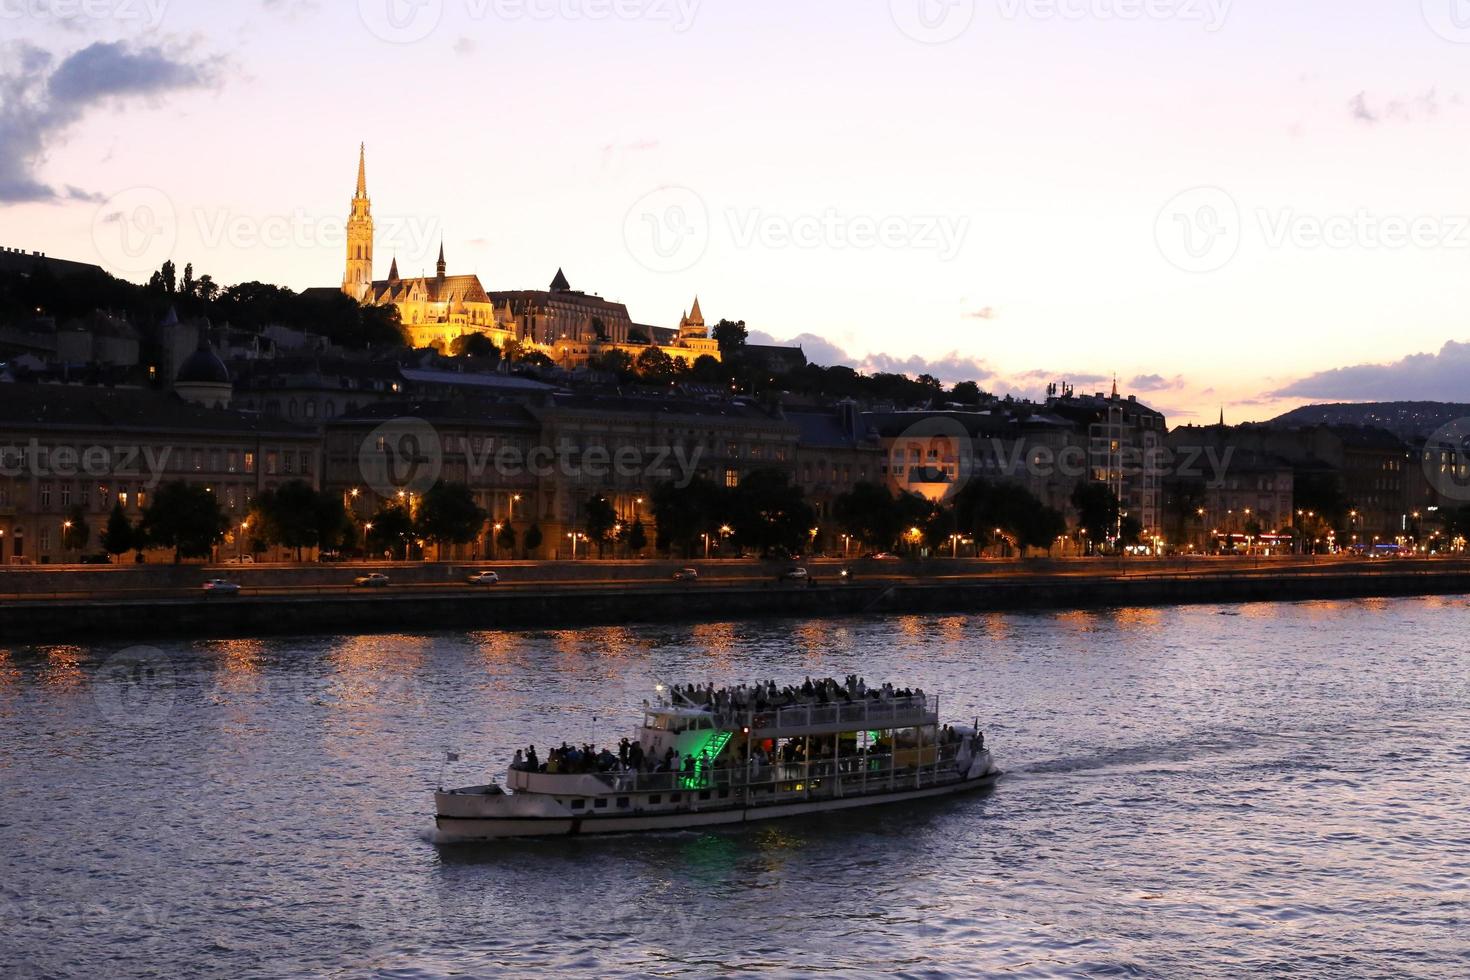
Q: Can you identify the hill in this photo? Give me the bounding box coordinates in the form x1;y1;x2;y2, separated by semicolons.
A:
1270;402;1470;440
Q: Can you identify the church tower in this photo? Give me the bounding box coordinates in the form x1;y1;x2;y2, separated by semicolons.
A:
679;296;707;338
342;144;374;303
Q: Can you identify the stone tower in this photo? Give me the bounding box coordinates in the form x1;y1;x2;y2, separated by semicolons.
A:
342;143;374;303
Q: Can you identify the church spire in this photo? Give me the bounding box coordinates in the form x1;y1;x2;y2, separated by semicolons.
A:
343;143;374;303
436;240;446;280
689;295;703;324
1111;374;1118;399
355;143;368;199
388;256;399;282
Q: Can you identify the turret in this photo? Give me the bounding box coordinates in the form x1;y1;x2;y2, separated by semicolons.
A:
342;143;374;303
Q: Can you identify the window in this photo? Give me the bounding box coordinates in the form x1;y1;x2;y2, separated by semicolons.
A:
670;793;682;803
192;451;203;472
39;484;50;509
616;797;630;809
699;790;711;801
60;485;71;507
570;799;586;810
593;798;608;809
244;453;256;474
266;452;278;475
725;468;739;488
40;527;50;550
648;794;662;805
210;451;221;473
227;452;238;474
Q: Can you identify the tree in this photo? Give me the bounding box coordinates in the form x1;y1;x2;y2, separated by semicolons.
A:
713;319;748;357
652;477;725;556
416;481;486;556
689;354;728;385
727;469;815;557
366;504;414;559
141;482;228;562
951;381;984;406
449;333;500;361
1072;482;1121;548
635;346;676;381
584;495;618;557
833;482;906;552
626;518;648;556
496;521;516;556
954;481;1067;555
61;504;90;552
101;502;134;558
589;349;636;380
253;480;323;560
523;523;544;557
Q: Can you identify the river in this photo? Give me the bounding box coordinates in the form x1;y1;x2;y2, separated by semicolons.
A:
2;597;1468;978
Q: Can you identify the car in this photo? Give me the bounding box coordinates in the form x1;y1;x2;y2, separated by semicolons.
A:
466;571;501;585
673;567;699;582
354;573;390;588
864;552;899;561
780;566;810;582
202;578;241;596
225;555;254;564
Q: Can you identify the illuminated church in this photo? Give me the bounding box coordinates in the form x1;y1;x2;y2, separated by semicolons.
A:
334;146;718;366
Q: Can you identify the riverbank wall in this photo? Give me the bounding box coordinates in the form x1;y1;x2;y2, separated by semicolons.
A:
4;567;1469;644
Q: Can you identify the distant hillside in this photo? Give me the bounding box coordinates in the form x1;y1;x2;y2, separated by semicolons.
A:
1270;402;1470;439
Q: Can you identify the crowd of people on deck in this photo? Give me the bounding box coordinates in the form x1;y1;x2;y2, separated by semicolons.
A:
666;675;928;720
507;677;971;780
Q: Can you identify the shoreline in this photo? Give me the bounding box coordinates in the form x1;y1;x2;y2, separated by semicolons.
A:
4;564;1468;643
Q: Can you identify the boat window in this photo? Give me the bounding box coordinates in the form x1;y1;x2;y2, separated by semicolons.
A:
670;793;682;803
570;799;585;810
594;798;608;809
648;794;662;805
718;788;730;799
616;797;630;809
699;790;711;801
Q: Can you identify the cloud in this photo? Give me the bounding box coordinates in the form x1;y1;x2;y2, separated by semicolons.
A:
1130;373;1185;392
1268;340;1470;402
1349;92;1377;125
0;40;220;204
1349;88;1455;127
747;329;994;382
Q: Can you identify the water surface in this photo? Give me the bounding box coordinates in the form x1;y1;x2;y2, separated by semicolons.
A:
2;597;1468;977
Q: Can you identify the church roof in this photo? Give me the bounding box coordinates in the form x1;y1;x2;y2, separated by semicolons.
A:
372;273;491;306
688;296;703;323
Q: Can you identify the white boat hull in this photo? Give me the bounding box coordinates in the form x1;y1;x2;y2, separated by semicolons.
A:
436;758;999;842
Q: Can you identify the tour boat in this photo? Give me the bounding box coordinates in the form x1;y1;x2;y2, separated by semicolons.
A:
434;683;999;841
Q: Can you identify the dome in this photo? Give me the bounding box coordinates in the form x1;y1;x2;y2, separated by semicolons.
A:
176;346;229;385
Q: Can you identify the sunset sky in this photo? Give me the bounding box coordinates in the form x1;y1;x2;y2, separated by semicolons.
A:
4;0;1470;422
